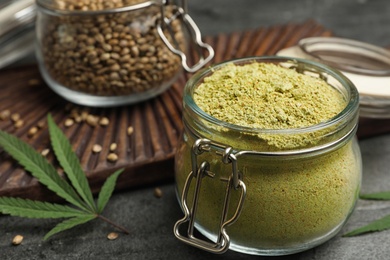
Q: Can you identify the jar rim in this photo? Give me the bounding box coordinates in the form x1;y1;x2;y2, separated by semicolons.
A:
36;0;160;15
183;56;360;135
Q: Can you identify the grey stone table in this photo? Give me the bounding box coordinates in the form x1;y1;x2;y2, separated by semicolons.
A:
1;0;390;259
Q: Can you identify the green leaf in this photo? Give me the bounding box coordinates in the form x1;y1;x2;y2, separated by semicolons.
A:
0;130;87;211
43;214;96;241
47;114;96;212
360;192;390;200
0;117;129;240
344;215;390;237
0;197;85;218
97;169;124;213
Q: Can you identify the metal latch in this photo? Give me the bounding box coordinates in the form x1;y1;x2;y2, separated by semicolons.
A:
174;138;246;254
157;1;214;73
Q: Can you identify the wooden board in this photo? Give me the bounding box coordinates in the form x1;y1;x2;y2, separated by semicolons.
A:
0;20;386;201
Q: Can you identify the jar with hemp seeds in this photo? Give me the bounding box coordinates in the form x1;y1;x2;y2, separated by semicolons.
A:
174;57;362;256
35;0;213;107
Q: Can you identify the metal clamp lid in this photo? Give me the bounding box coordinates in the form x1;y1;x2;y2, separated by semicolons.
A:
174;139;246;254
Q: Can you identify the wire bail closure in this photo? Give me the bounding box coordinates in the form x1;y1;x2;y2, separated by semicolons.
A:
174;138;246;254
157;0;214;73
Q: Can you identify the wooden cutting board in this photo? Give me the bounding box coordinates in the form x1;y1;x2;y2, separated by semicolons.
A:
0;20;387;201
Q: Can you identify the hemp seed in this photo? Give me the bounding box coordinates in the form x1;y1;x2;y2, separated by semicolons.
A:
72;114;82;123
12;235;24;245
80;111;89;121
107;153;118;162
14;120;24;128
86;115;99;127
37;120;45;129
99;117;109;126
127;126;134;136
64;118;74;127
107;232;119;240
10;113;20;122
92;144;102;153
0;109;10;120
28;79;40;86
41;148;50;157
154;187;163;198
109;143;117;151
27;126;38;137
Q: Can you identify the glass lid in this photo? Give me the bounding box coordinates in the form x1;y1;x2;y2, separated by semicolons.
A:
277;36;390;118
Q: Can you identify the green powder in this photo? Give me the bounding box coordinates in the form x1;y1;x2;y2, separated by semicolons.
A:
175;61;361;253
194;62;346;130
191;62;348;150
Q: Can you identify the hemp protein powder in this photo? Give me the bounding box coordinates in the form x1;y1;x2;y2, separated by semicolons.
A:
175;61;361;251
194;62;346;130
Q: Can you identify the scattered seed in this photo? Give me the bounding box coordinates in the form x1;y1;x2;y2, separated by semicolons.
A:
14;120;24;128
27;126;38;137
28;79;40;86
64;118;74;127
107;153;118;162
127;126;134;136
74;115;83;123
86;115;99;127
92;144;102;153
0;109;10;120
37;120;45;129
107;232;119;240
41;148;50;157
57;168;65;178
81;111;89;121
70;108;79;116
12;235;24;245
10;113;20;122
154;187;163;198
109;143;117;151
99;117;109;126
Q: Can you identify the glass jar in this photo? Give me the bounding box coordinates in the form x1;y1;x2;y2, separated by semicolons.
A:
35;0;213;107
174;57;362;256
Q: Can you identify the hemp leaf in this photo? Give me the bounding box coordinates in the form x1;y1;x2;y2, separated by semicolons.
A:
0;114;129;240
359;191;390;200
344;215;390;237
344;191;390;237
